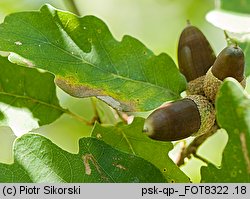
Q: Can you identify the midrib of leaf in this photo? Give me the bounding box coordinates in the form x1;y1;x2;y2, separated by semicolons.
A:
0;91;66;113
116;127;136;155
11;11;177;95
59;150;73;182
91;22;119;75
0;90;90;125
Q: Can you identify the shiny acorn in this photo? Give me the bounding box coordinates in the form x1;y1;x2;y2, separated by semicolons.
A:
204;45;246;102
178;21;216;95
143;95;215;141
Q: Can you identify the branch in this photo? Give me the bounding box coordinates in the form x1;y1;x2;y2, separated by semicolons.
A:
176;124;219;166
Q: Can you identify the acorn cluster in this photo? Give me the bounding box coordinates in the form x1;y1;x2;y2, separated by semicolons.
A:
144;22;245;141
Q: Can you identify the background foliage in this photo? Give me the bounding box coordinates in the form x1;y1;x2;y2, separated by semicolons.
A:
0;0;249;182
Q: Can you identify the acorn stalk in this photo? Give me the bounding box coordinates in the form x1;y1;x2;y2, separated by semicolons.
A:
144;95;215;141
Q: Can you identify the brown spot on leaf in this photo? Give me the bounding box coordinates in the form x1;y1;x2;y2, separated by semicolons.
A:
55;76;103;97
82;154;110;182
96;133;102;139
82;154;93;175
55;76;138;112
82;154;102;175
112;162;126;170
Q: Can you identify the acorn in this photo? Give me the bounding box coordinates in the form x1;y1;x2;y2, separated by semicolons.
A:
143;95;215;141
178;21;216;95
204;45;246;102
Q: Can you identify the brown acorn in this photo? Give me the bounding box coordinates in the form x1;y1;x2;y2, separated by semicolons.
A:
178;21;216;95
204;45;246;102
143;95;215;141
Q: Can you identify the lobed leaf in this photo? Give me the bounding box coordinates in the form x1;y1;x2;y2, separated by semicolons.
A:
0;4;186;111
201;78;250;182
0;56;65;125
0;133;166;182
91;117;189;182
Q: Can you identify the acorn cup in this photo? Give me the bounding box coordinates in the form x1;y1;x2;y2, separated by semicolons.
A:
143;95;215;141
204;45;246;102
178;21;216;95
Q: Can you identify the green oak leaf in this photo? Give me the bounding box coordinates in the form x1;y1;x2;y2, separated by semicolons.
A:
0;56;65;125
0;133;166;182
201;78;250;182
91;117;189;182
0;4;186;112
239;42;250;77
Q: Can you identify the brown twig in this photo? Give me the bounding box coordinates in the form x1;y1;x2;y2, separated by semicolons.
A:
90;97;102;124
176;124;219;166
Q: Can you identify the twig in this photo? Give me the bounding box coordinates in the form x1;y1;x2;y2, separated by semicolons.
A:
176;124;219;166
65;109;93;125
63;0;81;16
193;153;210;164
90;97;102;124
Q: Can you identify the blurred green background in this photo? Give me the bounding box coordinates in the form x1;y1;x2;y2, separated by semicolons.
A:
0;0;231;182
